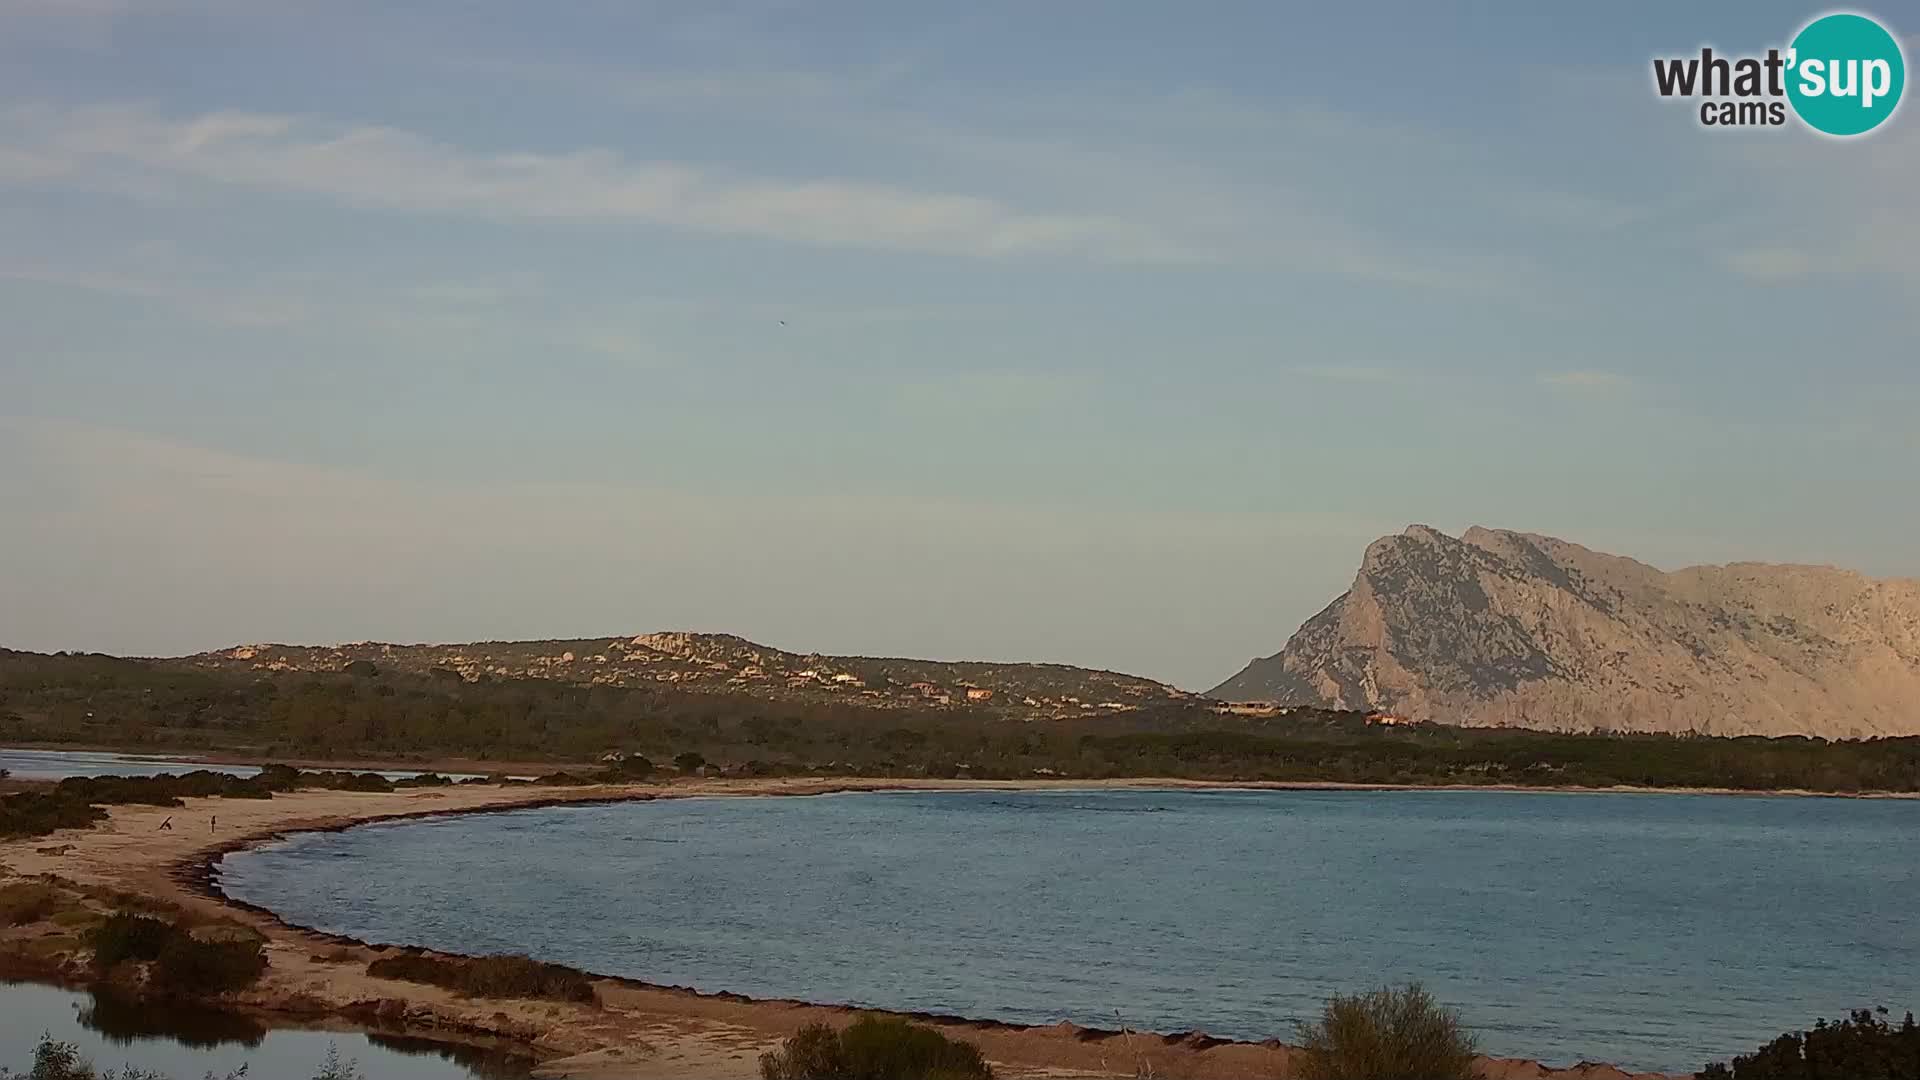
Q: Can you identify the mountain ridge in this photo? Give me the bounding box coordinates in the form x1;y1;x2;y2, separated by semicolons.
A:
1210;524;1920;738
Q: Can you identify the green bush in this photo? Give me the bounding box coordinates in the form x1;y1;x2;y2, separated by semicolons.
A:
760;1024;847;1080
1295;984;1478;1080
760;1016;993;1080
89;913;266;993
0;793;109;839
152;934;267;993
1698;1008;1920;1079
254;764;302;791
334;772;394;793
462;955;595;1002
366;951;595;1004
602;755;655;779
530;771;595;787
89;914;174;969
394;772;452;788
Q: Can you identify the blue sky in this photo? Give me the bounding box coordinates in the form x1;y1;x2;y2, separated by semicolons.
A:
2;1;1916;689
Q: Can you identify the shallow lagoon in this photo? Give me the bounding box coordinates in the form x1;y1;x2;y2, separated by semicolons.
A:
0;981;532;1078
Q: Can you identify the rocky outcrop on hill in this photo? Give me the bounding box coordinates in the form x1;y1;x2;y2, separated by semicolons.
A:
1211;525;1920;737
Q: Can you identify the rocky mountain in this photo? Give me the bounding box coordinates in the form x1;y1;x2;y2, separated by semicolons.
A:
1211;525;1920;738
187;632;1192;716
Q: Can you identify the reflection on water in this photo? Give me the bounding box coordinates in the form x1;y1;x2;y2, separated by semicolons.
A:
0;982;533;1079
367;1034;543;1080
78;989;267;1050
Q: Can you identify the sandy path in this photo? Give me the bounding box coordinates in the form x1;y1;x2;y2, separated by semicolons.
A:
0;778;1687;1080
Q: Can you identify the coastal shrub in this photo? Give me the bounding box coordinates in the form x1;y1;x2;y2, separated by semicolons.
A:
531;770;596;786
333;772;394;793
0;792;110;839
602;755;655;779
760;1017;993;1080
394;772;452;788
0;881;61;926
673;751;707;773
759;1024;848;1080
1295;983;1478;1080
463;954;596;1002
366;951;596;1004
152;934;268;993
88;913;266;993
253;764;302;791
89;913;175;968
1697;1008;1920;1079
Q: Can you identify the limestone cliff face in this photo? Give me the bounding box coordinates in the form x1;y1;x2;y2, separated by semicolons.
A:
1211;525;1920;737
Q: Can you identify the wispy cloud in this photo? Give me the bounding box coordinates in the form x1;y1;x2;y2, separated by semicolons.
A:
0;0;268;48
892;370;1090;413
1287;365;1405;384
1540;370;1635;392
1719;248;1825;281
0;262;308;326
0;104;1196;263
1707;122;1920;290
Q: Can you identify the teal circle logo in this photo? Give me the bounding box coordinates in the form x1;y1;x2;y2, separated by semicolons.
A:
1787;13;1905;136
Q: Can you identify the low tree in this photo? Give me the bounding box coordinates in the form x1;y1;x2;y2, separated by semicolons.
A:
603;754;655;779
760;1016;992;1080
1295;983;1479;1080
1698;1008;1920;1079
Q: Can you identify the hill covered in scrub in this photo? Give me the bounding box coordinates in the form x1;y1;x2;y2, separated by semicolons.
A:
185;631;1191;717
1213;525;1920;738
4;648;1919;793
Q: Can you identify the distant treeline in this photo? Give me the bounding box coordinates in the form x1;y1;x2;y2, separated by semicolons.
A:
0;764;487;838
3;650;1918;794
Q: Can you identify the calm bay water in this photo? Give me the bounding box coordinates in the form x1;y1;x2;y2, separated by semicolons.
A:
0;981;532;1079
218;789;1920;1074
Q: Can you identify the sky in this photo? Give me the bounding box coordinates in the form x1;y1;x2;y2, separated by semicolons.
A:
2;1;1916;690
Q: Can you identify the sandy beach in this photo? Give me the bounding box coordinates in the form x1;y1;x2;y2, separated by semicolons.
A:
2;778;1695;1079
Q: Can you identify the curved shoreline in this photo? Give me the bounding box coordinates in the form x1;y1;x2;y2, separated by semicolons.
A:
8;778;1703;1079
